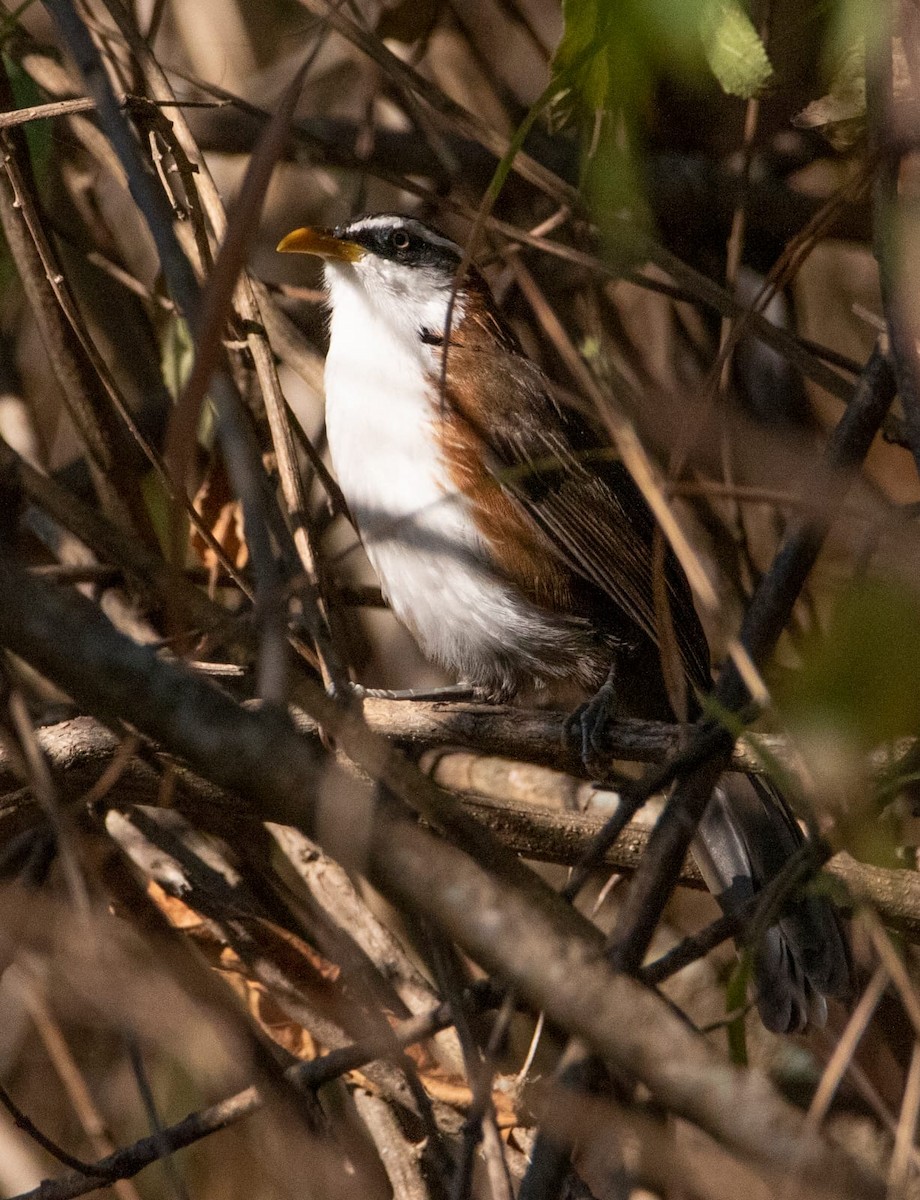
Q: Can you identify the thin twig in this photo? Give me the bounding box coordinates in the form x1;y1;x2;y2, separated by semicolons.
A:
0;559;886;1198
0;60;147;538
520;339;896;1200
43;0;290;701
601;343;896;972
103;0;350;696
353;1090;431;1200
0;1081;96;1175
0;94;222;129
804;965;888;1133
889;1040;920;1198
179;68;862;404
9;965;144;1200
861;911;920;1040
124;1038;189;1200
7;999;462;1200
868;7;920;478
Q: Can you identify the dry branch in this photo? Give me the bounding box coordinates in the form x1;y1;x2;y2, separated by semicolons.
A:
0;557;889;1197
597;342;896;975
0;712;918;937
0;4;908;1200
8;997;461;1200
353;1090;431;1200
0;62;147;538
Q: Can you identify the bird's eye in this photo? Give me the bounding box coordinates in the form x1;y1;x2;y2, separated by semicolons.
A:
391;230;410;251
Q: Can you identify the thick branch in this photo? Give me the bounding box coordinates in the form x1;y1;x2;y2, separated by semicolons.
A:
0;560;889;1197
0;716;917;937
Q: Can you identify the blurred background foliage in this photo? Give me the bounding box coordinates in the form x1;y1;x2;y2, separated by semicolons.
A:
0;0;918;1197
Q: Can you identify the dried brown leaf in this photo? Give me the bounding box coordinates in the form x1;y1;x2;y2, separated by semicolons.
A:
191;454;249;574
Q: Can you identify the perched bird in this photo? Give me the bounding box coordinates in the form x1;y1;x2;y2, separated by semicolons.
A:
277;213;850;1031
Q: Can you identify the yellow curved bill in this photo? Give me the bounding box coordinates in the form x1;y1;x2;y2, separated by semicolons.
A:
275;227;364;261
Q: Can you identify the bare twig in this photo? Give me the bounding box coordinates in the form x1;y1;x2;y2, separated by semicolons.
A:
180;70;862;405
0;559;887;1199
0;60;148;538
0;716;918;936
804;965;889;1133
868;7;920;477
599;342;896;973
520;339;895;1200
123;1039;189;1200
43;0;290;700
7;998;462;1200
0;1082;96;1175
353;1089;431;1200
889;1041;920;1198
99;0;350;695
0;681;90;920
40;0;200;318
0;95;221;129
8;966;144;1200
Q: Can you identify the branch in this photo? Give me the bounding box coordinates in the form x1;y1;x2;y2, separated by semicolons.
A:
868;9;920;477
605;341;897;973
9;999;460;1200
353;1090;431;1200
0;61;147;538
173;54;861;404
519;341;896;1198
0;716;918;938
42;0;291;700
0;561;889;1197
0;692;909;796
0;1081;95;1175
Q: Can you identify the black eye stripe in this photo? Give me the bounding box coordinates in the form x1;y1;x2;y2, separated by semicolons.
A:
341;218;461;270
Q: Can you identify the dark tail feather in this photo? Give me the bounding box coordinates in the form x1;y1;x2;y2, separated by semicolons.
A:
692;773;852;1033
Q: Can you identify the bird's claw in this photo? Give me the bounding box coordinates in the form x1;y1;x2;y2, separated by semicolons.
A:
566;676;618;780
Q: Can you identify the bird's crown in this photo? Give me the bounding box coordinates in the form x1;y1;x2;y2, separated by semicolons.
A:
278;213;462;276
334;214;462;272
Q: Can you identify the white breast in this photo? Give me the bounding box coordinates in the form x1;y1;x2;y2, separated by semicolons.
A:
322;264;586;695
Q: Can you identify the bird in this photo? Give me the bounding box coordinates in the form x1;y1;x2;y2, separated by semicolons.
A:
276;212;851;1032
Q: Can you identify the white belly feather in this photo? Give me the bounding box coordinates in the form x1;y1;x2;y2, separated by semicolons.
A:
323;266;585;693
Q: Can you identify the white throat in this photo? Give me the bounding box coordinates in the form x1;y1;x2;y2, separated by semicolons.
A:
322;258;458;547
322;258;589;694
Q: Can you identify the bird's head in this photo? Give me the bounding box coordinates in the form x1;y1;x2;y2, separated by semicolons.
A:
277;213;466;341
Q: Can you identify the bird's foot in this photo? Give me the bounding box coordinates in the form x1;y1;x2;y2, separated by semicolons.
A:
566;673;618;780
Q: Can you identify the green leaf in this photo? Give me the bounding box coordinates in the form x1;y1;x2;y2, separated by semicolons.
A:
160;313;216;450
549;0;612;120
792;38;865;150
777;579;920;751
140;469;176;558
550;0;708;122
160;313;195;402
724;956;750;1065
699;0;773;99
2;53;51;178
